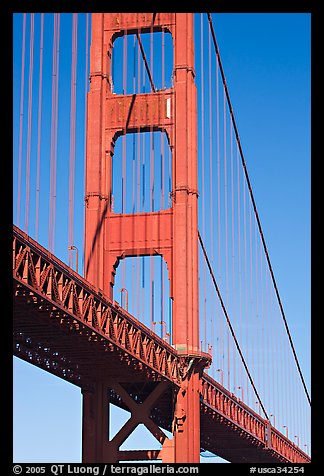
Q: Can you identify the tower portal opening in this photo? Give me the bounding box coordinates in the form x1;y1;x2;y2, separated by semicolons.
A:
111;31;173;95
112;131;172;214
113;255;172;343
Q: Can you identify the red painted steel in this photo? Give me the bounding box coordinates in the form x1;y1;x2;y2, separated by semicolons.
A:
84;13;204;462
13;225;183;386
81;12;311;464
12;12;311;466
201;375;310;463
13;226;310;463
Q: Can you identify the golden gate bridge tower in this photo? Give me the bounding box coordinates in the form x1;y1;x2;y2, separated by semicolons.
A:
83;13;210;463
13;11;311;465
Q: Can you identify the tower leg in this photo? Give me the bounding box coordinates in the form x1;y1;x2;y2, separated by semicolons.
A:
174;374;201;462
173;370;201;463
82;382;118;463
82;381;172;463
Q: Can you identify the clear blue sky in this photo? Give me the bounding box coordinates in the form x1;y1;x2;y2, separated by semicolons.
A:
13;13;311;463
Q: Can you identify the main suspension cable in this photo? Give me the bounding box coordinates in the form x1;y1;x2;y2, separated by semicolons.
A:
198;230;269;420
206;12;311;406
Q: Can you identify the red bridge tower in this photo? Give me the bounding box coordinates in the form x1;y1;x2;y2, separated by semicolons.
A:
83;13;209;463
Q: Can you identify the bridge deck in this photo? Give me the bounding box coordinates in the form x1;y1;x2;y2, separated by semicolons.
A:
12;225;310;464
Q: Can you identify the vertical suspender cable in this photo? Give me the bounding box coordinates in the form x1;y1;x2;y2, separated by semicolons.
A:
223;85;230;388
168;141;172;336
17;13;26;228
161;29;165;209
122;33;127;213
35;13;44;241
288;331;294;442
280;322;285;428
236;141;243;393
264;253;273;409
24;13;35;233
269;262;275;417
200;14;207;351
208;21;213;263
54;13;60;250
230;121;236;391
208;21;214;358
83;13;89;276
142;51;146;211
296;369;303;450
269;266;275;417
300;382;305;451
198;231;269;419
150;27;154;214
161;28;165;336
131;34;136;316
121;32;127;296
136;21;141;319
252;214;257;391
149;21;155;329
289;318;294;435
275;291;280;426
49;13;60;252
215;43;223;370
242;145;247;378
68;13;78;269
132;35;136;214
261;235;267;412
136;18;141;215
248;187;253;405
141;42;146;323
48;13;56;250
54;14;61;248
168;57;172;336
216;47;221;280
254;211;259;392
207;12;310;406
259;232;264;403
297;365;302;449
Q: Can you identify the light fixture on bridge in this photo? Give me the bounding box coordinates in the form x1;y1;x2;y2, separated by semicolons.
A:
120;287;128;311
283;425;288;438
216;369;224;386
68;245;79;274
237;386;244;401
159;320;167;340
270;414;276;427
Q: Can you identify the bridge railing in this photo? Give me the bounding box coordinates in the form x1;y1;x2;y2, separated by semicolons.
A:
13;224;310;464
13;225;182;385
201;373;310;463
270;427;310;464
202;373;266;442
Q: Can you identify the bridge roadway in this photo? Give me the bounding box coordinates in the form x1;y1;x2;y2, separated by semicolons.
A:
12;225;310;464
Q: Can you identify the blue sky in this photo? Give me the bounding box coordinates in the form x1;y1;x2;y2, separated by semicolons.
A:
213;13;311;381
13;13;311;463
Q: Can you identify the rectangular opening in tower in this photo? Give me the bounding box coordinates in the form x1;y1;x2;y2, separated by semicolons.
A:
112;131;172;214
111;32;173;95
114;255;172;343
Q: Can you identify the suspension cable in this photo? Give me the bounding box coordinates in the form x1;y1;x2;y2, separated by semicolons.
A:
17;13;26;228
49;13;60;252
24;13;34;233
35;13;44;241
198;231;269;420
68;13;78;269
206;12;311;406
136;32;156;92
